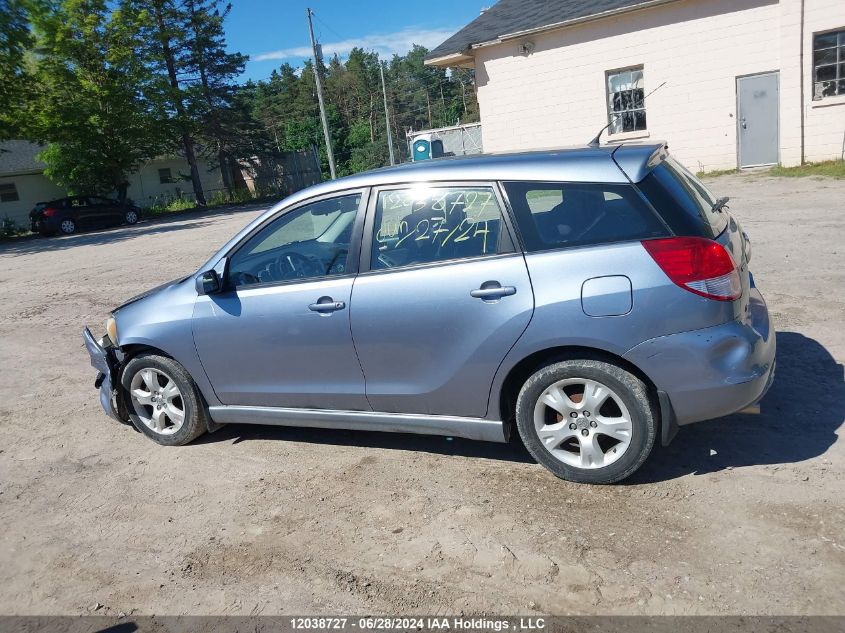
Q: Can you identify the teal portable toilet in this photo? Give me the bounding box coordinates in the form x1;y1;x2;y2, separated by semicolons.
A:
412;138;431;161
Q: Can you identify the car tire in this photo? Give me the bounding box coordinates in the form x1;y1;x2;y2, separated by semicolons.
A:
120;353;208;446
124;209;139;225
59;218;76;235
515;359;656;484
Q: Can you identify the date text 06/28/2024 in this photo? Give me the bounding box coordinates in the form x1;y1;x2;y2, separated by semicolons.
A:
289;617;546;631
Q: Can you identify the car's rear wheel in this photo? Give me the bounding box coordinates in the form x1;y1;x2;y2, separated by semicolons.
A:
121;353;207;446
124;209;139;225
515;359;656;484
59;218;76;235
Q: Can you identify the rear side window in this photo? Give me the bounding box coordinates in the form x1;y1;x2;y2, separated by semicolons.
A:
637;157;728;238
503;182;667;252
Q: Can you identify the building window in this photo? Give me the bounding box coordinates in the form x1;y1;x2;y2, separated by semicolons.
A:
0;183;19;203
158;168;173;184
606;67;646;134
813;29;845;100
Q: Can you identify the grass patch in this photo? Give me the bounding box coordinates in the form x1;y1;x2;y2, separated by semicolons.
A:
697;167;739;178
769;160;845;179
145;188;285;216
1;215;30;239
146;197;197;216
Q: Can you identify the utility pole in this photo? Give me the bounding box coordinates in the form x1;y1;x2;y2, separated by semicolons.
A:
379;61;395;166
306;8;336;179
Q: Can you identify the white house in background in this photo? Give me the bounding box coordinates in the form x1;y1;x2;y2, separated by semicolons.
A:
425;0;845;171
0;140;223;226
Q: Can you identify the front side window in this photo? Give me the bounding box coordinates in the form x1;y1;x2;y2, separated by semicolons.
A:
503;181;667;252
370;185;510;270
228;193;361;287
607;67;646;134
813;29;845;100
0;183;19;203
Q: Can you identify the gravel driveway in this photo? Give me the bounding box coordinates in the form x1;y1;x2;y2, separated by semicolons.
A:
0;176;843;616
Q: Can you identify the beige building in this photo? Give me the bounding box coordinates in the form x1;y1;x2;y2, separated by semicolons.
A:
426;0;845;171
0;140;223;226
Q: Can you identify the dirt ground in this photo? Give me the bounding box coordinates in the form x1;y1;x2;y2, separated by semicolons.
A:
0;174;843;617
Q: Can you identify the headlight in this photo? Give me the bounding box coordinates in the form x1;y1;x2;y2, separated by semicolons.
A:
105;316;118;345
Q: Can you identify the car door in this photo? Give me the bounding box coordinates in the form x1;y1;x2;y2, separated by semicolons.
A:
192;190;370;410
350;183;533;418
67;196;92;227
90;196;122;224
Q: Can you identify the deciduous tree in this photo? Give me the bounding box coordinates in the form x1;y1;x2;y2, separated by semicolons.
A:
28;0;168;198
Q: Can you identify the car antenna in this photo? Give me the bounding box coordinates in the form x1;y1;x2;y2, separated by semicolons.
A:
588;81;667;148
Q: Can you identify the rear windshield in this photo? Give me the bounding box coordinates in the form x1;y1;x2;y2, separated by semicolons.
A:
503;181;668;252
636;157;728;238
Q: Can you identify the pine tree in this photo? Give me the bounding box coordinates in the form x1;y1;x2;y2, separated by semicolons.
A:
183;0;252;195
140;0;207;205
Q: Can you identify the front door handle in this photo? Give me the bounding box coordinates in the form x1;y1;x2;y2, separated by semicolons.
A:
470;282;517;300
308;296;346;313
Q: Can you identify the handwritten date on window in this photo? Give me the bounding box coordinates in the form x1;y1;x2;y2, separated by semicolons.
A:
377;189;498;254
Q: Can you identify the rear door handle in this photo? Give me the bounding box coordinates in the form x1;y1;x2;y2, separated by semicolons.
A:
308;296;346;313
470;283;516;300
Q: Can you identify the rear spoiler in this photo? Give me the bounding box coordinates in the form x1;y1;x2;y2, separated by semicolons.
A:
611;143;669;183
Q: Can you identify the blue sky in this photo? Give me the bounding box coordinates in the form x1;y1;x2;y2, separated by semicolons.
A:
226;0;489;83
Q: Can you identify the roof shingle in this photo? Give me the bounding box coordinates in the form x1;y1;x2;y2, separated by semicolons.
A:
426;0;664;61
0;140;45;176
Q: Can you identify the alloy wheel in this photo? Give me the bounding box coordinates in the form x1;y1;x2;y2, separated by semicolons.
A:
125;210;138;224
128;368;185;435
533;377;633;469
60;219;75;234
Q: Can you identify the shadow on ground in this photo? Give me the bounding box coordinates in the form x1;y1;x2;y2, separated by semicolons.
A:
0;202;267;257
198;420;535;464
195;331;843;480
630;331;844;483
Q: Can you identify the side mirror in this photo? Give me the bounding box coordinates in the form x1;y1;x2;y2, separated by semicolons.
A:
196;270;221;295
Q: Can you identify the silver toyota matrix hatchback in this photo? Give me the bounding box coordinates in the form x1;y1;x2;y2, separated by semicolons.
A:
85;144;775;484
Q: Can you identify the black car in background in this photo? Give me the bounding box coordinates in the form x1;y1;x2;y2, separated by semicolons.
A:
30;196;142;236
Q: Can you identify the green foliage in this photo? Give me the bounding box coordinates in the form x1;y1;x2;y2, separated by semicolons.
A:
696;168;739;178
1;214;28;238
207;187;259;206
769;160;845;179
28;0;169;196
147;185;275;214
6;0;480;196
250;46;480;179
146;196;196;214
0;0;36;140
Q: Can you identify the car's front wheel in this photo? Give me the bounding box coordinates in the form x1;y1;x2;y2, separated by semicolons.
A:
124;209;139;225
121;353;207;446
515;359;656;484
59;218;76;235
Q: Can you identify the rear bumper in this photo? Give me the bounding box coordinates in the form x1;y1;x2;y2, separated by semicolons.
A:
83;327;124;423
624;287;776;425
31;216;60;233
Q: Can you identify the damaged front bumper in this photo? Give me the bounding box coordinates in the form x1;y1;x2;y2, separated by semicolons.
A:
83;327;126;423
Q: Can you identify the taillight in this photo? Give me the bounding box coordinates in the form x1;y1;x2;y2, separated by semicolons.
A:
42;207;58;217
642;236;741;301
